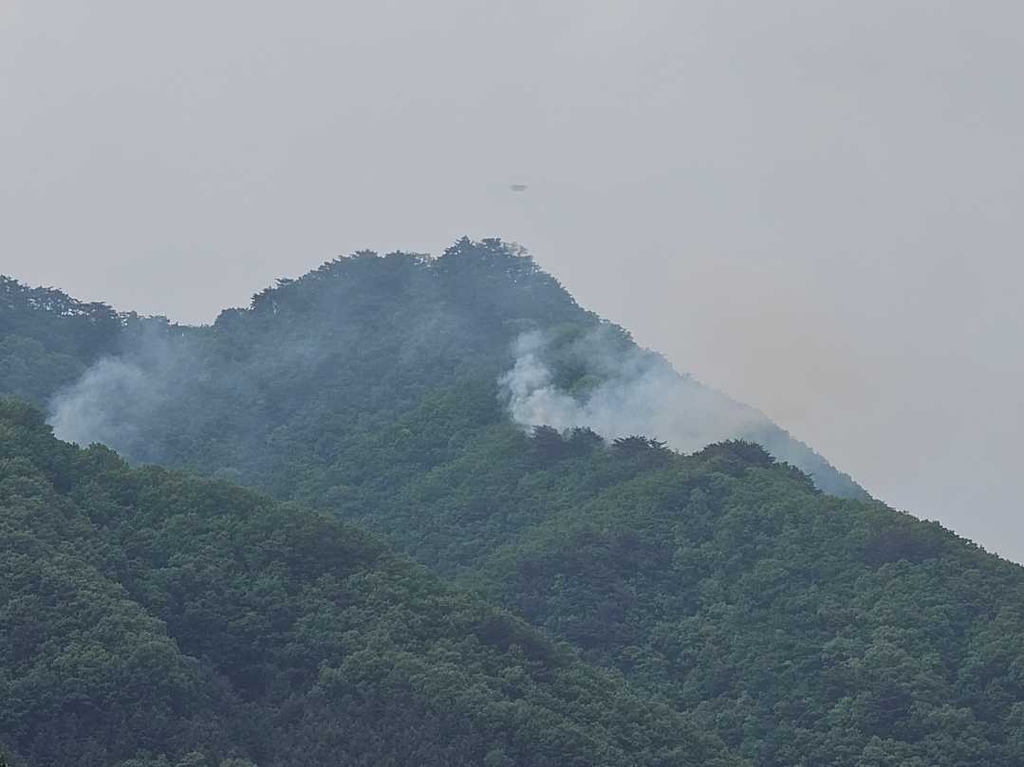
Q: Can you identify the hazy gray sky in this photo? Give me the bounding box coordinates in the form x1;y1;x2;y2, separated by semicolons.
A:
3;2;1022;559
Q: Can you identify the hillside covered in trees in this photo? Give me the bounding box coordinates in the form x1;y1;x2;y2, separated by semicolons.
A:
0;400;736;767
3;239;1024;766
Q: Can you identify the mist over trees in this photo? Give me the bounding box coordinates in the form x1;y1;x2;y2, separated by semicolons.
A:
2;239;1023;766
15;239;862;499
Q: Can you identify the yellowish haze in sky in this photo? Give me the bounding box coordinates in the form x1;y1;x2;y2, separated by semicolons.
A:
2;1;1022;558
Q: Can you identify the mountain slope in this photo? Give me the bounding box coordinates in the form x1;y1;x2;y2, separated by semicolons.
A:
0;400;739;767
474;438;1024;766
1;240;865;500
7;240;1024;766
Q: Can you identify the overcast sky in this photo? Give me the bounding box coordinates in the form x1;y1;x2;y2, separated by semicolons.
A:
3;1;1022;560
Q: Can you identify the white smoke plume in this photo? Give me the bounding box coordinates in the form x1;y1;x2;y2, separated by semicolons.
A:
47;321;194;461
49;357;156;452
500;328;771;454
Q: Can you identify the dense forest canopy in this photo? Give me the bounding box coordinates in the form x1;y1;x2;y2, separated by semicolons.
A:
0;400;737;767
3;238;1024;766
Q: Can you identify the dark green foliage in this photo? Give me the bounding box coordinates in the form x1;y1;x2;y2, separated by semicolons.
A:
0;277;122;406
474;456;1024;766
0;401;738;767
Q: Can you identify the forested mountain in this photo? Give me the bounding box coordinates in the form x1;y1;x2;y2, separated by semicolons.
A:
3;238;1024;766
3;240;863;500
0;400;737;767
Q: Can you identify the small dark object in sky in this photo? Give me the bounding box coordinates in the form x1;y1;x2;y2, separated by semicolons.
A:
509;184;528;192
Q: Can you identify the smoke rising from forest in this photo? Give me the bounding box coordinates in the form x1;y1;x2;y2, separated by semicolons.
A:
49;357;152;451
500;329;768;454
42;250;863;502
47;324;199;462
4;0;1023;559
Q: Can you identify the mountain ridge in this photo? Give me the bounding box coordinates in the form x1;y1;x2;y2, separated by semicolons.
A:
1;239;865;499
